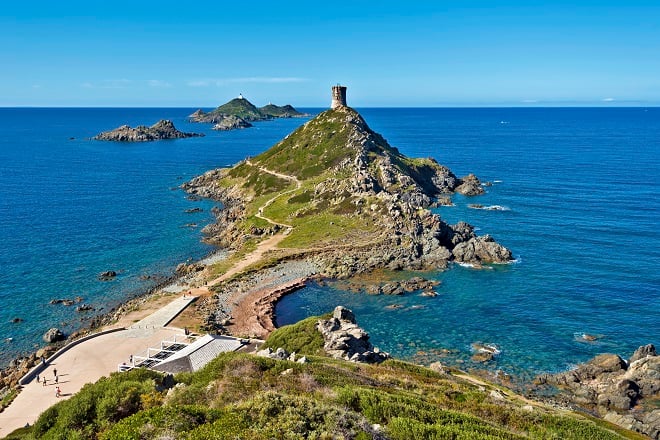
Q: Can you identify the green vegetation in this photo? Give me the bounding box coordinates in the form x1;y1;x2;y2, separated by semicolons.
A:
254;109;355;179
262;314;330;356
1;389;18;412
209;97;264;121
205;98;305;122
12;315;639;439
260;104;305;118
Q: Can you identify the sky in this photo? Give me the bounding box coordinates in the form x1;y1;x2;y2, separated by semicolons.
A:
2;1;659;107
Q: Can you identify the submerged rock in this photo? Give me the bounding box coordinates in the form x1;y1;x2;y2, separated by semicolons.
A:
98;270;117;280
94;120;203;142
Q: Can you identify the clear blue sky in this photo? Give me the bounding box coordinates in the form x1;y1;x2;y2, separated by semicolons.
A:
2;1;659;107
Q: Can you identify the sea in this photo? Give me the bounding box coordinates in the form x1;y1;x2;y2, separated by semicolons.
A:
1;108;658;382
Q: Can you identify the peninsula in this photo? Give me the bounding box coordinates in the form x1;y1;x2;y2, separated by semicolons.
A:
93;119;203;142
183;85;512;282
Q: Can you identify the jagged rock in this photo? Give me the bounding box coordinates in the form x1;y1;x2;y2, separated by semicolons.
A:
630;344;656;363
184;207;203;213
455;174;485;196
43;328;65;343
94;120;203;142
317;306;389;363
212;115;252;131
10;317;22;323
453;235;513;264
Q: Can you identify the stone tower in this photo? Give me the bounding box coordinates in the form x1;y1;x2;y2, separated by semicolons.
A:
331;85;347;109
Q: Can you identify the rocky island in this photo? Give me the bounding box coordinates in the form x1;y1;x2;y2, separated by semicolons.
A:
189;94;307;130
93;119;203;142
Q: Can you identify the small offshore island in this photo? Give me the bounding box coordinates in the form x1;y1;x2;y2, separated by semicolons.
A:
1;88;657;439
93;119;203;142
189;94;308;131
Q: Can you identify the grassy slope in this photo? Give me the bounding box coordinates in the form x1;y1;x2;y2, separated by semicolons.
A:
12;317;644;440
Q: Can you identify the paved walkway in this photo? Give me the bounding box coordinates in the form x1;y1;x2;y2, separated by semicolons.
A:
0;295;195;436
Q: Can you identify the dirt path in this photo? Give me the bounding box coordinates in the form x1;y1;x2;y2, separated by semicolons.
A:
247;159;301;230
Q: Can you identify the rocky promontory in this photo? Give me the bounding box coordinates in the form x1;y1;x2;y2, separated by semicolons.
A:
94;120;203;142
183;101;513;276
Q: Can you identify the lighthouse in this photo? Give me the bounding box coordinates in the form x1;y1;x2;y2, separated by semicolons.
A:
331;85;347;109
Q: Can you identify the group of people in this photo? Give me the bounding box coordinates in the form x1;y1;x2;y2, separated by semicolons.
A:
35;367;62;398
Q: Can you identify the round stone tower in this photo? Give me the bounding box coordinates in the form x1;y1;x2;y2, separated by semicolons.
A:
331;85;347;109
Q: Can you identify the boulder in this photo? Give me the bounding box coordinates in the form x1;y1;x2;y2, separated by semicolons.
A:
43;328;65;343
452;235;513;264
630;344;656;363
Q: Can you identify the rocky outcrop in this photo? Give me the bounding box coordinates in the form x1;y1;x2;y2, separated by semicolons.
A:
94;120;203;142
43;328;65;343
536;345;660;439
212;115;252;131
452;235;514;264
316;306;390;363
455;173;485;196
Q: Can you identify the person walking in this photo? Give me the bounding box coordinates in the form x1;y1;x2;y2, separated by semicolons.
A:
36;374;40;384
55;387;61;398
53;368;57;378
42;376;46;386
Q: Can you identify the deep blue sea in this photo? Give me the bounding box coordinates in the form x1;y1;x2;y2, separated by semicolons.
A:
1;108;658;381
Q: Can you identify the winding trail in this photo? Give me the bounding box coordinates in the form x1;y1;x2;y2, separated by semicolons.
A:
248;159;301;230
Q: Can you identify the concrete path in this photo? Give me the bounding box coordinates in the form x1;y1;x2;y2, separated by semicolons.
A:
0;294;195;436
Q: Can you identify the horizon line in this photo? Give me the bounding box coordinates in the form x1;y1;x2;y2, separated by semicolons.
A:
1;105;659;109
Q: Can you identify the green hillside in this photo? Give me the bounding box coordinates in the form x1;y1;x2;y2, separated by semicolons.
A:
260;103;306;118
210;97;265;121
7;316;640;440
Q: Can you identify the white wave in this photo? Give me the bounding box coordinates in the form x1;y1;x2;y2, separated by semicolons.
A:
468;204;510;211
493;180;503;183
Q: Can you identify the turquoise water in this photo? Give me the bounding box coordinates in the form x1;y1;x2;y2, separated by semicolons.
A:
1;108;658;380
276;108;660;380
0;108;310;365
